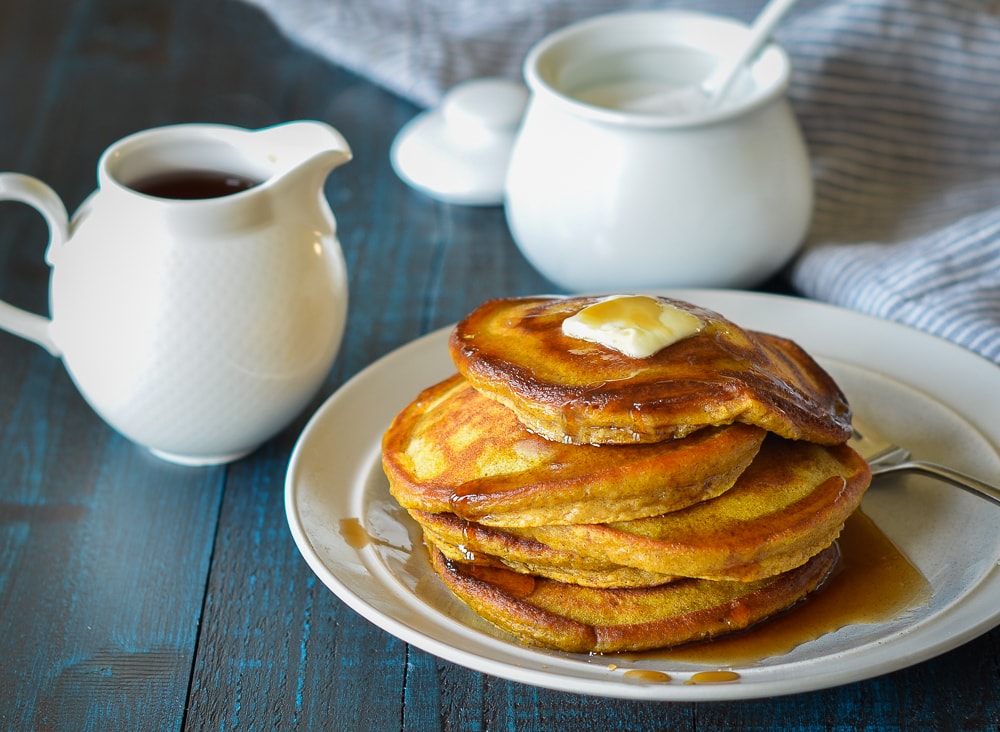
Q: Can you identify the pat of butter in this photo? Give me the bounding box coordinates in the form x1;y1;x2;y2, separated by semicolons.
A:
561;295;703;358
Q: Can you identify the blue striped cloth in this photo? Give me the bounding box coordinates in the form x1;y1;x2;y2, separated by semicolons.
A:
247;0;1000;365
779;1;1000;365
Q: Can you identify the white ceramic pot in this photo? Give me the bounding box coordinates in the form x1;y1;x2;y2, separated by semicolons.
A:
505;10;813;291
0;121;352;464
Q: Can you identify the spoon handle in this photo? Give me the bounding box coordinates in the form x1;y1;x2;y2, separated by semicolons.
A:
703;0;801;105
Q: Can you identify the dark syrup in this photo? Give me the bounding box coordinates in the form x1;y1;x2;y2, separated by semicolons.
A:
629;510;932;667
128;169;260;200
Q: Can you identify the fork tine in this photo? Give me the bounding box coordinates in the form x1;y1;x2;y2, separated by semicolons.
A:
847;417;911;466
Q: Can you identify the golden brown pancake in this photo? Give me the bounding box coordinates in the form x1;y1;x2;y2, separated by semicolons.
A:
513;436;871;581
413;510;675;588
428;543;839;653
448;295;852;446
382;295;866;655
382;373;765;526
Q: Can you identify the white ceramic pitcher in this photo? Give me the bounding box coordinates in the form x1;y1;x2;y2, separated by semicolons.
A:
0;121;352;465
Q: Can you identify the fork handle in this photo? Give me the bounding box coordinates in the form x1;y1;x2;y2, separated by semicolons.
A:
873;461;1000;507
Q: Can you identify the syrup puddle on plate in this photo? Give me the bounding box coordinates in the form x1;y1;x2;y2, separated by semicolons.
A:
623;669;672;683
624;510;931;670
341;508;932;683
622;669;743;685
339;517;371;549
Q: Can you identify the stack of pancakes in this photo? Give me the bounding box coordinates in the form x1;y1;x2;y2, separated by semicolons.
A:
382;295;871;654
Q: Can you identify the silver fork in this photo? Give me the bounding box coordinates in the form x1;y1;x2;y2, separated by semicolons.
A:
849;418;1000;507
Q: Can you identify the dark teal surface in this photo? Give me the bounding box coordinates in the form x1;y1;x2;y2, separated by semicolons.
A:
0;0;997;729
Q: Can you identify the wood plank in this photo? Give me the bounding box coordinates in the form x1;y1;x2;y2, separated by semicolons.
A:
184;445;411;729
0;364;226;730
0;0;228;729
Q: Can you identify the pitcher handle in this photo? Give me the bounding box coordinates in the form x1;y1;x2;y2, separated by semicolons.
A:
0;173;65;356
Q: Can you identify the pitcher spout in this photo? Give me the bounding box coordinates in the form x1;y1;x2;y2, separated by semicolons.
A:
251;120;352;192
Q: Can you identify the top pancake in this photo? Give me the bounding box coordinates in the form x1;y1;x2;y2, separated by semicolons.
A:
449;295;853;446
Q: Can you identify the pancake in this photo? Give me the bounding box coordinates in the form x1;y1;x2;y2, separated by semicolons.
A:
448;295;852;446
382;373;765;527
413;509;675;588
428;542;839;653
513;436;871;581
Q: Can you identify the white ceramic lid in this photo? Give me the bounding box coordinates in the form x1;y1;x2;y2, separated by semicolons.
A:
390;78;529;206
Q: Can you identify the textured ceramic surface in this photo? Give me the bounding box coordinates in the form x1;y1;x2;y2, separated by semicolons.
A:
0;121;351;464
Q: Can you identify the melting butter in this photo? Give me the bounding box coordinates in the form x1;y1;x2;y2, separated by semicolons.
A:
561;295;703;358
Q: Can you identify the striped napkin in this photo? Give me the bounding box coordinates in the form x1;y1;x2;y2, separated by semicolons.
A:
782;0;1000;365
246;0;1000;365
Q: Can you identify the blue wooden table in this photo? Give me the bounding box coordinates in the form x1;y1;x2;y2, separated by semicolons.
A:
1;0;998;729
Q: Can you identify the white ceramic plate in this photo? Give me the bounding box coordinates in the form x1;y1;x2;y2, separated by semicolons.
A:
285;290;1000;701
